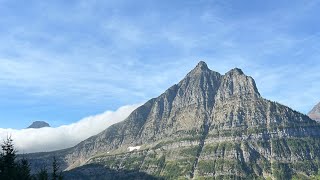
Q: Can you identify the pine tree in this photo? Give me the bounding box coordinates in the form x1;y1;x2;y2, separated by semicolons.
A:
58;172;63;180
52;156;63;180
37;166;48;180
0;136;17;180
52;157;58;180
18;158;31;180
0;137;32;180
0;137;62;180
0;148;3;179
17;158;31;180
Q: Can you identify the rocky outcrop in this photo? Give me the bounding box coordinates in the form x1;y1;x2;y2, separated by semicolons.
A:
26;61;320;179
308;102;320;121
27;121;50;128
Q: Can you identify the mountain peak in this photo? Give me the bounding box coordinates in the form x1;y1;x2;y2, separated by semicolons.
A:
215;67;260;100
195;61;208;70
27;60;320;179
187;61;211;76
308;102;320;121
226;67;244;75
27;121;50;129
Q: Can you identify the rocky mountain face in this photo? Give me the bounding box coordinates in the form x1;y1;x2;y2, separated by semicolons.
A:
308;102;320;121
26;61;320;179
27;121;50;128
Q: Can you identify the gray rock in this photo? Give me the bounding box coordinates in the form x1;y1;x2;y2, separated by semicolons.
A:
308;102;320;121
27;121;50;129
25;61;320;179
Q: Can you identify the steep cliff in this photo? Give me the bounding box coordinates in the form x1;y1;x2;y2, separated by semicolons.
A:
27;61;320;179
308;102;320;122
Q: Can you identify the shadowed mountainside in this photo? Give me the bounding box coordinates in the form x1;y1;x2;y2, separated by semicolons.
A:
26;61;320;179
27;121;50;129
63;164;163;180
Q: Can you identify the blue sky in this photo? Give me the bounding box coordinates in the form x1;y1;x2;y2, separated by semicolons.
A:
0;0;320;129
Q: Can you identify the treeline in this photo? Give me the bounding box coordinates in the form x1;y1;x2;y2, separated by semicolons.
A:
0;137;63;180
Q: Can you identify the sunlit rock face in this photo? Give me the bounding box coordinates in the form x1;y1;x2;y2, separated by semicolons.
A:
26;61;320;179
309;102;320;122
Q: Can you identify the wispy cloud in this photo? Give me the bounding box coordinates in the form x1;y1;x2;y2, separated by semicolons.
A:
0;0;320;129
0;104;140;153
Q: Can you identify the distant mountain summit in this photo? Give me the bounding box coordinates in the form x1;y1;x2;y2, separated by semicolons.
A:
26;61;320;179
308;102;320;121
27;121;50;129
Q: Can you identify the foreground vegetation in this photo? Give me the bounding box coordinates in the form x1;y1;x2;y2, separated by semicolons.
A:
4;136;320;179
0;137;63;180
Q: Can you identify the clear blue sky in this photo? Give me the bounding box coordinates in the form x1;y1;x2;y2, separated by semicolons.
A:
0;0;319;129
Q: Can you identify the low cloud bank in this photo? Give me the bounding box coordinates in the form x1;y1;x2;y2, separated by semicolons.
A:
0;104;141;153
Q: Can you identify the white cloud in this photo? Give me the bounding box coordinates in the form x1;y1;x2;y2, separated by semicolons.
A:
0;104;141;153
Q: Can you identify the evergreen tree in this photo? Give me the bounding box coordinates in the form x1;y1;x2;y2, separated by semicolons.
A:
58;172;63;180
0;137;32;180
52;156;63;180
0;136;17;180
52;157;58;180
17;158;32;180
36;166;48;180
0;148;3;179
0;137;62;180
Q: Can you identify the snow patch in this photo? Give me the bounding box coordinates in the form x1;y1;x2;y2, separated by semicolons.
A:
128;146;141;152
